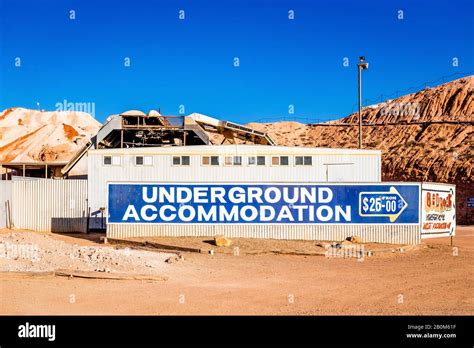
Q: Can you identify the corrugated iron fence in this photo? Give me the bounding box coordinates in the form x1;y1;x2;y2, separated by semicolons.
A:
0;181;13;228
3;179;88;233
107;224;421;245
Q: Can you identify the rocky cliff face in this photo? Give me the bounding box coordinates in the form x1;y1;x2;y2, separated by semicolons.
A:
343;76;473;124
0;108;100;163
248;76;473;224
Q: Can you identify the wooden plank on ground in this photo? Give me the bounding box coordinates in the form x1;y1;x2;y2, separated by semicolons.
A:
0;270;168;281
54;269;168;281
0;271;55;278
107;237;202;254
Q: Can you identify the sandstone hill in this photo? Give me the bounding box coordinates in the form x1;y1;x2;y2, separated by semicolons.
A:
0;108;100;163
247;76;473;223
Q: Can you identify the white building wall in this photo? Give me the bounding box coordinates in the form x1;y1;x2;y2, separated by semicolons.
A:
87;145;382;219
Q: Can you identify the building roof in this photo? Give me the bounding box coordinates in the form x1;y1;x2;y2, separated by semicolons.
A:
0;161;68;168
88;144;381;156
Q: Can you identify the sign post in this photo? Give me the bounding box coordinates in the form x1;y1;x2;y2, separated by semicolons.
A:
421;183;456;239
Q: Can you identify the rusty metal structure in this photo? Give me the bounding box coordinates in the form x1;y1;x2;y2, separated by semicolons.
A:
61;110;275;176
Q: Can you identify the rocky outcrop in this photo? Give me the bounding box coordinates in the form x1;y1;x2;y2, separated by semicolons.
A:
343;76;473;124
249;76;473;224
0;108;100;163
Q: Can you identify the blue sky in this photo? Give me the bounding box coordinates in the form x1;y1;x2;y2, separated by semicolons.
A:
0;0;472;124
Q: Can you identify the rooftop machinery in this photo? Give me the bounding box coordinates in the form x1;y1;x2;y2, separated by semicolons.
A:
61;110;275;176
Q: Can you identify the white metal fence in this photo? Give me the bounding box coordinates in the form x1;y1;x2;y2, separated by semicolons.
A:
107;224;421;245
0;181;13;228
2;178;453;244
1;179;88;233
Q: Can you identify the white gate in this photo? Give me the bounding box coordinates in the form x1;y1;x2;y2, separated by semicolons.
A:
10;179;88;233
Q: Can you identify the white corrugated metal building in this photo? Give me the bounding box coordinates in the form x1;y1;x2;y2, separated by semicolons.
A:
88;144;382;217
0;109;454;245
86;144;403;242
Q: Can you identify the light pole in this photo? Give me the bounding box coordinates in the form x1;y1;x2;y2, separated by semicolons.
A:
357;56;368;149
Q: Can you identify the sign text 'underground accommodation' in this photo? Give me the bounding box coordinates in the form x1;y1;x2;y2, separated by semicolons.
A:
107;183;420;224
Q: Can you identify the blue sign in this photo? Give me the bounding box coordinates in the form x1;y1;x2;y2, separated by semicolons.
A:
359;188;408;222
108;183;420;224
468;197;474;208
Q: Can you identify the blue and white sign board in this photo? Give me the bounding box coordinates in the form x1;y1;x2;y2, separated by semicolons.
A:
468;197;474;208
107;183;420;225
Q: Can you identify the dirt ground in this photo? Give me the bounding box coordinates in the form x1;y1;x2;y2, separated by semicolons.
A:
0;226;473;315
0;230;175;274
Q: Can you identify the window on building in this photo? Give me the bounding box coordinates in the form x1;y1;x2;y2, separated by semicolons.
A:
202;156;220;166
295;156;312;166
103;156;112;165
112;156;121;165
271;156;289;166
233;156;242;165
225;156;242;166
173;156;190;166
210;156;219;166
103;155;121;166
135;156;153;166
248;156;266;166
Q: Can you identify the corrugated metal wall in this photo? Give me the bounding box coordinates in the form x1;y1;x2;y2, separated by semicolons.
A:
107;224;421;245
0;181;13;228
11;179;88;233
3;176;423;243
88;146;381;227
